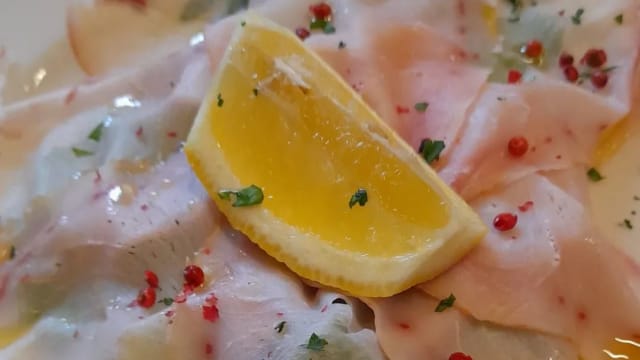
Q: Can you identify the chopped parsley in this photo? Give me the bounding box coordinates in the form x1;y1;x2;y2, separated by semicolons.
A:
418;138;445;164
88;123;104;142
217;93;224;107
159;297;174;306
274;321;286;333
218;185;264;207
323;23;336;34
252;88;258;96
71;147;94;157
414;102;429;112
338;41;346;49
310;19;335;34
615;14;623;24
571;8;584;25
305;333;328;351
435;293;456;312
578;66;616;82
621;219;633;229
241;20;246;27
9;245;15;260
310;19;327;30
349;188;368;208
586;167;604;182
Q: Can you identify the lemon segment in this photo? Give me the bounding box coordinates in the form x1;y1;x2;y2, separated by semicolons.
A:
185;14;486;297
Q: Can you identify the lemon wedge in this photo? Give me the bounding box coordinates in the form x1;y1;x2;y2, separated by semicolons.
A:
185;14;486;297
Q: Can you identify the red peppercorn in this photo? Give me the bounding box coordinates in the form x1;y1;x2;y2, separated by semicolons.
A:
590;70;608;88
507;136;529;157
136;287;156;308
558;52;574;67
581;49;607;68
493;213;518;232
309;2;332;20
449;352;473;360
144;270;159;288
396;105;410;114
507;69;522;84
295;27;310;40
518;200;534;212
522;39;543;58
202;304;219;322
563;65;579;83
184;265;205;288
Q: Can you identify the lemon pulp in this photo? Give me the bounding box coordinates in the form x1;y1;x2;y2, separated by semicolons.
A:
209;27;448;257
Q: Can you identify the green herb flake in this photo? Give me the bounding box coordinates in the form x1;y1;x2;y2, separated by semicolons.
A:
274;321;286;333
310;19;328;30
621;219;633;229
338;41;346;49
586;167;604;182
418;138;446;164
614;14;623;24
241;20;246;27
305;333;328;351
323;23;336;34
580;68;617;80
252;88;258;96
9;245;15;259
349;188;368;208
217;93;224;107
72;147;94;157
217;185;264;207
414;102;429;112
159;297;174;306
88;122;104;142
435;293;456;312
571;8;584;25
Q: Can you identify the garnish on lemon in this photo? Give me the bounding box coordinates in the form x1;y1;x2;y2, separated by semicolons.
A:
185;14;486;297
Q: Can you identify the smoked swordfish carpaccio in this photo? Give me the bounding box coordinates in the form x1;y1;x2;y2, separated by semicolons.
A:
0;0;639;359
